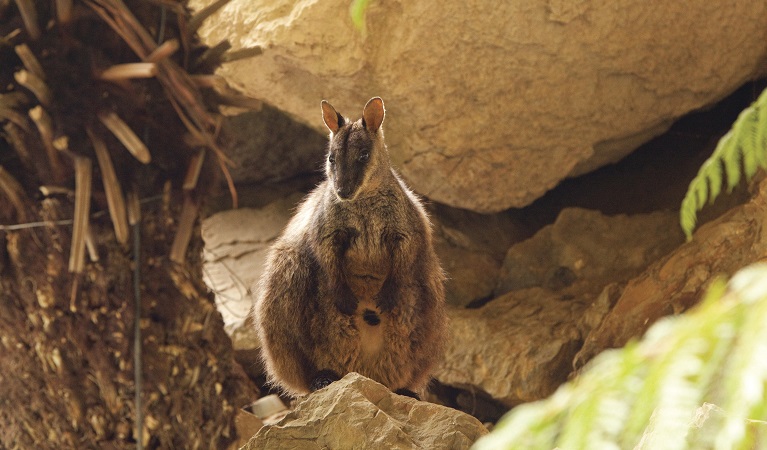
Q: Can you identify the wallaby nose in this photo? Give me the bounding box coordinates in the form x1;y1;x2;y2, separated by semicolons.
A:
337;187;352;199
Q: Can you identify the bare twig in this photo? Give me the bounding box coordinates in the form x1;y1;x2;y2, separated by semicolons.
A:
187;0;231;33
146;39;179;63
127;189;141;226
55;0;74;24
85;228;99;262
0;107;31;133
88;127;129;245
0;165;29;222
15;70;52;107
39;185;74;196
3;123;32;165
220;46;263;63
183;149;205;191
86;0;245;208
69;156;92;274
193;40;230;70
97;111;151;164
169;196;197;264
13;0;41;40
99;63;157;81
14;44;45;79
29;106;66;182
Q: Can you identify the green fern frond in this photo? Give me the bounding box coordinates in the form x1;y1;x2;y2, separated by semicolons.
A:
472;263;767;450
679;87;767;240
350;0;371;30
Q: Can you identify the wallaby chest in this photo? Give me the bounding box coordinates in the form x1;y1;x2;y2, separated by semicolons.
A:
331;204;404;303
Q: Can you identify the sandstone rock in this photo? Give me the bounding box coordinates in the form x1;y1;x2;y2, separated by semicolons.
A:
201;193;303;336
575;178;767;367
242;373;488;450
430;204;522;307
495;208;684;297
223;105;326;185
191;0;767;212
436;288;586;406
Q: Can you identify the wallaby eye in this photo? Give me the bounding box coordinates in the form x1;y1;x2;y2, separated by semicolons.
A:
358;152;370;163
328;154;335;164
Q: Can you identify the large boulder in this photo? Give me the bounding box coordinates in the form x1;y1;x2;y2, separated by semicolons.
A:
242;373;488;449
191;0;767;212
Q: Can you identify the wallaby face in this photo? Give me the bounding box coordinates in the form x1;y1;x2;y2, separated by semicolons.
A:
321;97;386;201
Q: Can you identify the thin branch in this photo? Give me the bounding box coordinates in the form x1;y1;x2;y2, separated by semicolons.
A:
13;0;41;40
97;111;151;164
69;156;92;273
14;44;45;80
183;149;205;191
99;63;158;81
146;39;179;63
169;196;197;264
0;165;29;222
88;127;129;245
28;106;66;182
15;70;52;107
55;0;74;24
187;0;231;33
0;103;33;133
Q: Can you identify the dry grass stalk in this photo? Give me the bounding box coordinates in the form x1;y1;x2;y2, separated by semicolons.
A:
14;44;45;80
13;0;41;40
39;185;73;196
146;39;179;63
28;106;66;181
87;127;129;245
55;0;74;24
1;109;32;137
220;46;263;63
182;149;205;191
1;105;32;133
15;70;52;107
87;0;240;205
187;0;231;33
97;111;151;164
193;40;230;71
3;123;32;164
85;228;99;262
0;165;29;222
99;63;157;80
69;156;92;273
52;135;69;152
127;189;140;226
169;196;197;264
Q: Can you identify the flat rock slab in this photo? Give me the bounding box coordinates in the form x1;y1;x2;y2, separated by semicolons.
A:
242;373;488;450
191;0;767;212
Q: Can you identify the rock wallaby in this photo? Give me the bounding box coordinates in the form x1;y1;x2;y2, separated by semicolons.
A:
253;97;448;398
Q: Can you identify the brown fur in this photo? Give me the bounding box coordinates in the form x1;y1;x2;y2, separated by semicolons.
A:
252;97;448;397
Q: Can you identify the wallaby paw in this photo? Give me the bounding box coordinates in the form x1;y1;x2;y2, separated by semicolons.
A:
310;370;342;391
394;388;420;400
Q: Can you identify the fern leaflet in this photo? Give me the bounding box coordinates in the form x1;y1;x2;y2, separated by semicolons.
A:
679;87;767;240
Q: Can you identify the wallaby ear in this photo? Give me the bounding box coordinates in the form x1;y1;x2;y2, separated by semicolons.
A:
362;97;385;133
321;100;345;134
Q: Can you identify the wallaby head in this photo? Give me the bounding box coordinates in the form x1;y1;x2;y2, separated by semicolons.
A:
320;97;389;201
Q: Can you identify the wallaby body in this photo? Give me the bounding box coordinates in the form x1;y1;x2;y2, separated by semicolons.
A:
253;97;447;397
